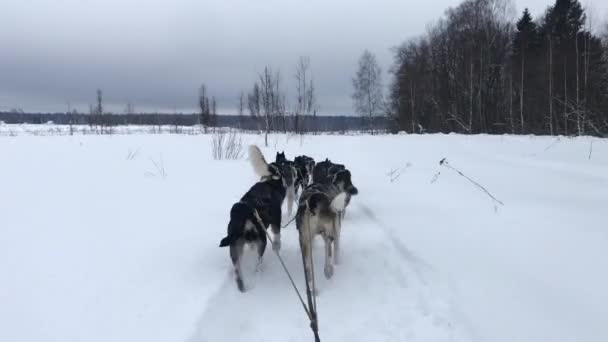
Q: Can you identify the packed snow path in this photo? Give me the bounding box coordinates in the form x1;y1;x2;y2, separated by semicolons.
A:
1;132;607;342
192;200;463;342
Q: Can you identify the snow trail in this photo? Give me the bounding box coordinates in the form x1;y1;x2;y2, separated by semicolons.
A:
190;203;467;342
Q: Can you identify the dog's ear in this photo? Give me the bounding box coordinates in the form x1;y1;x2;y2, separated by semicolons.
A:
249;145;271;177
332;169;346;184
275;151;286;163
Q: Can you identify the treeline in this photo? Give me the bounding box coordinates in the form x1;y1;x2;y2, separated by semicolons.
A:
389;0;608;136
0;111;389;133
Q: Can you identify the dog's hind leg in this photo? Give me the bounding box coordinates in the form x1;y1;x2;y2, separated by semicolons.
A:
255;237;267;272
299;222;317;295
230;240;246;292
323;233;334;279
270;223;281;251
270;204;282;251
334;215;342;265
286;185;296;216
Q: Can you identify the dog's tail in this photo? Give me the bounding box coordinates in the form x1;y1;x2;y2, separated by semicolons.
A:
219;219;245;247
219;235;233;247
219;203;249;247
330;192;348;213
248;145;271;177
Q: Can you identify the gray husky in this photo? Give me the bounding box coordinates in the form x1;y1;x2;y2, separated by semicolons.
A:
296;184;348;294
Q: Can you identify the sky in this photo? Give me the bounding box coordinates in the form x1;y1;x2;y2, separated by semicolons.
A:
1;0;606;115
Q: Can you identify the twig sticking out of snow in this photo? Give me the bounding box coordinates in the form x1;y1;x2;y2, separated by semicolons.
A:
588;138;593;160
147;154;167;179
439;158;504;210
126;147;141;160
527;137;561;157
543;137;561;152
430;171;441;184
386;162;412;182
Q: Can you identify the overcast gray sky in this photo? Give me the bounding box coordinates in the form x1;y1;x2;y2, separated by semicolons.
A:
1;0;605;114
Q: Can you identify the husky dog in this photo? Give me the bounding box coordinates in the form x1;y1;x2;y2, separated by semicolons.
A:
312;158;358;216
218;145;286;292
274;152;298;216
296;186;348;294
293;155;315;193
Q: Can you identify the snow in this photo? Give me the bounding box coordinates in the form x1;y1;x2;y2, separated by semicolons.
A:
1;132;607;342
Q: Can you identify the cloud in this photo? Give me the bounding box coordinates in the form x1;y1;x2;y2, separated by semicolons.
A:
1;0;604;113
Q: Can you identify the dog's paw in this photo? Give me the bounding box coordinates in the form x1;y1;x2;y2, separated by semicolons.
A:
324;264;334;279
272;240;281;252
236;278;246;292
255;259;264;273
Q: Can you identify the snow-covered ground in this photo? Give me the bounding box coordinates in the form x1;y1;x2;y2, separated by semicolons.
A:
1;132;607;342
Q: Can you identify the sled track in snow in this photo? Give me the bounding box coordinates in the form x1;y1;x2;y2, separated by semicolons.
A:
189;204;469;342
357;203;435;287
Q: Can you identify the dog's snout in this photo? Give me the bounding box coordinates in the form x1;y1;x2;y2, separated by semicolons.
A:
348;186;358;195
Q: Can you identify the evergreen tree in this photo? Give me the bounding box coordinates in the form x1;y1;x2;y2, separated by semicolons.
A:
513;8;540;132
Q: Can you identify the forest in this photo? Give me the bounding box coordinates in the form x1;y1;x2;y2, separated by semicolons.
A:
389;0;608;136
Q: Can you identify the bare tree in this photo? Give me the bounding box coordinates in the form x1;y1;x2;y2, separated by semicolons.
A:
211;96;218;130
352;50;384;134
124;102;135;114
199;84;211;133
237;90;245;128
259;67;273;145
247;83;261;131
308;79;318;134
295;56;318;134
96;89;103;115
294;56;319;134
66;101;74;135
548;34;554;135
258;66;285;146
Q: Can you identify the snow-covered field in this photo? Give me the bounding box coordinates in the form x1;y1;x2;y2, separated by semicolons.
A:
1;131;607;342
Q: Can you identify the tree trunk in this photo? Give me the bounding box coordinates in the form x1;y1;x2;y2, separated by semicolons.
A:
469;56;473;132
410;80;415;133
583;32;590;135
575;33;580;135
520;50;525;133
509;72;514;134
549;37;554;136
564;58;568;136
265;114;269;147
478;49;483;133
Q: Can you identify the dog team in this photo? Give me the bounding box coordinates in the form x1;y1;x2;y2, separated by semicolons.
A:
218;145;358;293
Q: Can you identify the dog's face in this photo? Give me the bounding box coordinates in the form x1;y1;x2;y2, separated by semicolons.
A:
305;158;315;174
333;170;358;195
275;152;287;164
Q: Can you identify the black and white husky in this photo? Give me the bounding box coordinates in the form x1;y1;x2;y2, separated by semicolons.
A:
296;184;348;294
218;145;286;292
274;151;299;216
312;158;358;216
293;155;315;193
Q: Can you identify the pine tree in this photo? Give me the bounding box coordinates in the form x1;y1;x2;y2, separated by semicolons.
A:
513;8;539;133
541;0;586;134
